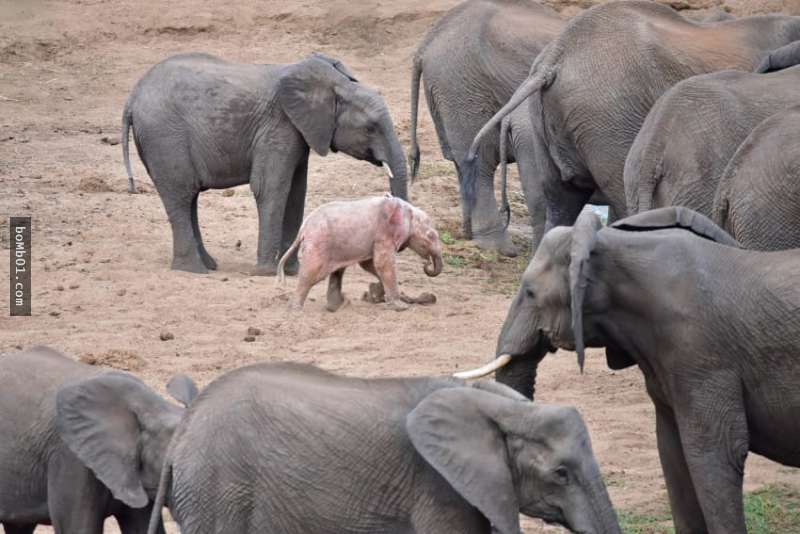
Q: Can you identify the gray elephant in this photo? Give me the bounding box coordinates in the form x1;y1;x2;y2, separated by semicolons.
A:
463;1;800;231
123;52;408;275
624;64;800;216
713;106;800;250
755;39;800;72
145;362;621;534
0;346;196;533
409;0;565;255
459;207;800;533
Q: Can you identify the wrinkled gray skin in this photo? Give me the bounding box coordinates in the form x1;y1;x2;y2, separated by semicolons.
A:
147;362;620;534
409;0;565;256
494;207;800;533
624;65;800;216
464;1;800;230
0;346;195;534
713;106;800;250
123;52;408;275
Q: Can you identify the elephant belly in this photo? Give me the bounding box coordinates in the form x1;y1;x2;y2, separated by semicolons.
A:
745;391;800;467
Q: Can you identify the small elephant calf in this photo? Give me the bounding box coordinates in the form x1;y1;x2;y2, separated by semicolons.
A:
277;195;443;311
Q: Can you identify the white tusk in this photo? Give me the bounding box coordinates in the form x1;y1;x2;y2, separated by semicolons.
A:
382;162;394;179
453;354;512;380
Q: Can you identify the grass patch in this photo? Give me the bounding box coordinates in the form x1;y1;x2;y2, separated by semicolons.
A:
618;485;800;534
414;160;454;181
745;484;800;534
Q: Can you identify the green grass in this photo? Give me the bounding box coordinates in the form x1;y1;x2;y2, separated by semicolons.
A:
618;485;800;534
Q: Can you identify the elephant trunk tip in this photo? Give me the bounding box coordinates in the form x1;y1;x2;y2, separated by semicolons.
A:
424;253;442;277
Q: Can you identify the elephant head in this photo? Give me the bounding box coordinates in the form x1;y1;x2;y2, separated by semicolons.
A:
406;204;443;277
55;371;196;508
277;53;408;200
407;384;620;533
457;207;738;398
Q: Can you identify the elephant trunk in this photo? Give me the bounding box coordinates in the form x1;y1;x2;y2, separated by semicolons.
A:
576;471;621;534
385;135;409;201
424;252;442;277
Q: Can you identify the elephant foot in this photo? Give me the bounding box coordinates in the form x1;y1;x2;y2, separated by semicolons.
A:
362;282;386;304
172;255;209;274
474;232;519;258
325;296;350;313
386;298;410;312
253;262;278;276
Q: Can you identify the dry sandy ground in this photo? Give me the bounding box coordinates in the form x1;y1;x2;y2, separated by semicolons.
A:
1;0;798;532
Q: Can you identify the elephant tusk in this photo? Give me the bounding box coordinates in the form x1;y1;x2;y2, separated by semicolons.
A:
453;354;512;380
382;162;394;180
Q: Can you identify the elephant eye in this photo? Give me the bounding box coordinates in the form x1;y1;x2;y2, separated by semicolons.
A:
554;466;570;485
525;287;535;299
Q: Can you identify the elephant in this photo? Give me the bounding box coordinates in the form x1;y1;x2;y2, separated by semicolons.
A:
462;1;800;232
145;362;621;534
458;207;800;533
277;195;443;312
712;106;800;250
0;346;197;534
624;64;800;217
756;39;800;72
122;52;408;275
409;0;565;256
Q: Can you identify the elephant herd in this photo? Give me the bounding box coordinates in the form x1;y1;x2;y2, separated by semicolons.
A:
3;0;800;533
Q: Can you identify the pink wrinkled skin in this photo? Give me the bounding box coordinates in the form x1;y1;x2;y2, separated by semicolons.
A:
278;195;443;312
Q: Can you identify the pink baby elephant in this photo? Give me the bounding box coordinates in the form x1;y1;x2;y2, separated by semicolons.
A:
277;196;443;311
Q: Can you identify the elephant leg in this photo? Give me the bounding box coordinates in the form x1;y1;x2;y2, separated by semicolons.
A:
653;400;707;533
372;247;408;311
2;524;36;534
47;455;107;534
325;268;348;312
158;189;207;274
251;145;304;276
543;180;595;233
292;255;328;310
513;125;547;254
116;503;164;534
468;151;517;257
279;152;309;277
673;378;748;534
191;193;217;271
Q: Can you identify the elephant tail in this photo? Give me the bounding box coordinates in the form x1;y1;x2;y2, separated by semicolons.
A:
499;115;511;231
146;459;172;534
277;230;304;286
122;97;136;194
460;66;556;219
409;53;423;180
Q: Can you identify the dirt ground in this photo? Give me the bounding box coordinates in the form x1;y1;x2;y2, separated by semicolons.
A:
1;0;798;532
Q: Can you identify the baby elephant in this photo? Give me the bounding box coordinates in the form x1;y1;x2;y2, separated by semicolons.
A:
277;195;443;311
146;362;621;534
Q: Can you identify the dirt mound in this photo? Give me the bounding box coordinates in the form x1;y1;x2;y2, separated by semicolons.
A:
79;349;147;371
143;23;217;37
78;175;115;193
0;38;62;63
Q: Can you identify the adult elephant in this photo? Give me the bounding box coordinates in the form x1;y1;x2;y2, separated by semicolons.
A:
0;346;196;534
624;64;800;216
463;1;800;231
146;362;621;534
461;208;800;533
713;106;800;250
123;52;408;275
409;0;565;255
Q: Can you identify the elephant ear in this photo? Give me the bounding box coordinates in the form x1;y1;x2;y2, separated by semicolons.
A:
611;206;739;247
755;40;800;73
407;387;522;534
56;372;173;508
385;198;411;250
277;57;340;156
569;210;603;374
310;52;358;82
166;374;198;407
